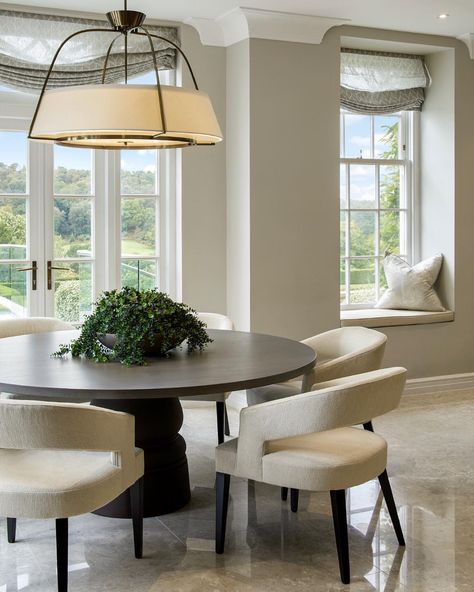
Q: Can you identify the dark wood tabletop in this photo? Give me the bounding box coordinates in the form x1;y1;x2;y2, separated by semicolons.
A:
0;329;316;400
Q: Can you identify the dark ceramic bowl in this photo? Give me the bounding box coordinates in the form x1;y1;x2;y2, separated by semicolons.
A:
97;333;182;356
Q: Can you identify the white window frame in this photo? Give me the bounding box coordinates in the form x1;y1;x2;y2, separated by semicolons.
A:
340;110;417;310
0;81;179;319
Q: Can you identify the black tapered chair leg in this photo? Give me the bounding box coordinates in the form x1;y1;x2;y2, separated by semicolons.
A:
378;470;405;546
224;403;230;436
215;472;230;554
281;487;288;501
7;518;16;543
56;518;68;592
363;420;374;432
290;488;299;513
130;477;144;558
216;401;225;444
330;490;350;584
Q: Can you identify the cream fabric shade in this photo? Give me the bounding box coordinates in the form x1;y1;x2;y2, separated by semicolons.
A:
30;84;223;148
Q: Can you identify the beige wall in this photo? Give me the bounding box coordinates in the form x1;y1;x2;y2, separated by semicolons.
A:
226;40;251;330
180;23;474;378
248;35;340;339
180;25;227;314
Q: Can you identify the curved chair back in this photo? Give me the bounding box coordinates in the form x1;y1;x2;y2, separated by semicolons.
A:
0;317;74;340
302;327;387;385
235;367;406;480
197;312;234;331
0;399;134;457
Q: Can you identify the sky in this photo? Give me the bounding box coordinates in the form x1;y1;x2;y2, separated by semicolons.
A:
0;130;157;173
341;113;400;206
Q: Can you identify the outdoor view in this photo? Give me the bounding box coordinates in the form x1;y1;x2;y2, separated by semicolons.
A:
340;112;408;306
0;130;28;318
0;131;159;320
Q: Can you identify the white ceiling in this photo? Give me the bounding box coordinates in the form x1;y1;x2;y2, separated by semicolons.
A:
1;0;473;38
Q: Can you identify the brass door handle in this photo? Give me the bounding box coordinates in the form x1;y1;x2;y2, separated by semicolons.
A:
16;261;37;290
47;260;72;290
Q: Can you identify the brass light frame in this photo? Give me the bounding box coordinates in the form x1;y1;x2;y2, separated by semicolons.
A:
28;0;218;150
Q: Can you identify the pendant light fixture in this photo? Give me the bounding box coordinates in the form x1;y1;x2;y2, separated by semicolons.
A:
28;1;223;149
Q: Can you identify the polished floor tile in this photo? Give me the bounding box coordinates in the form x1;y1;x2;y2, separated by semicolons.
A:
0;389;472;591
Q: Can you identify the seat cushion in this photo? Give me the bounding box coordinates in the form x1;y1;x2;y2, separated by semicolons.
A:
0;447;143;519
216;428;387;491
263;427;387;491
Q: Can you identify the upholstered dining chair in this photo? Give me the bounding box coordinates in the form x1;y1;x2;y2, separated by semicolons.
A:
181;312;234;444
247;327;387;406
247;326;387;506
0;317;77;402
215;367;407;584
0;399;144;592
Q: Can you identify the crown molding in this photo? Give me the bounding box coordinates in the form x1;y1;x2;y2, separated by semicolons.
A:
186;7;349;47
458;33;474;58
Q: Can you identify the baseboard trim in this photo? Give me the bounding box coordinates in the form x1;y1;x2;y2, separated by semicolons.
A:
184;373;474;412
404;373;474;395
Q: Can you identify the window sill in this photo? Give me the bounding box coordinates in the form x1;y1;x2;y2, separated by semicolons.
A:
340;308;454;328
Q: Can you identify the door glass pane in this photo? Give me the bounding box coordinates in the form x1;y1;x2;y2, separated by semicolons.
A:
121;150;157;195
54;146;92;196
0;263;27;318
54;198;92;258
350;211;376;257
121;198;156;256
121;259;157;291
0;131;27;194
350;258;375;305
349;165;376;209
0;198;26;259
54;262;92;323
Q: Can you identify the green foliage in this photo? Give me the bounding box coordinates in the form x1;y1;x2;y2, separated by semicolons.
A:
53;287;212;366
0;162;26;193
121;170;155;195
0;204;25;247
53;166;91;195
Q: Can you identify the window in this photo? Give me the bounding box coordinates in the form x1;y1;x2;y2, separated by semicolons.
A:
340;111;414;308
0;70;178;322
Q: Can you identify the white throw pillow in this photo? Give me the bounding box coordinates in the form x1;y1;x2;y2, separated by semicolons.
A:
375;254;445;312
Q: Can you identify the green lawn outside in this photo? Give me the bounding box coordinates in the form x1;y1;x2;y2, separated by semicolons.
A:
121;239;155;257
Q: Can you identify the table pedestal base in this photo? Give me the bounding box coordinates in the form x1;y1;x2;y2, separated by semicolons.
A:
91;397;190;518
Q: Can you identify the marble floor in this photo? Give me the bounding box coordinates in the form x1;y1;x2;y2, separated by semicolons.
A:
0;390;472;592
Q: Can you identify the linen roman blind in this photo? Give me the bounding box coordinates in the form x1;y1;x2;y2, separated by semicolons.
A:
340;48;431;114
0;9;179;92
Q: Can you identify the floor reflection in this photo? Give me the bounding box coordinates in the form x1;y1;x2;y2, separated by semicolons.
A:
0;390;472;591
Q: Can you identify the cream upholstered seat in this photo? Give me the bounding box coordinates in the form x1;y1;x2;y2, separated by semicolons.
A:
246;326;387;406
0;317;83;402
181;312;234;443
0;399;144;592
0;316;73;339
215;368;407;584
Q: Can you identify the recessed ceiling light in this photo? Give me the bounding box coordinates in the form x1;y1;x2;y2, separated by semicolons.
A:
438;13;449;19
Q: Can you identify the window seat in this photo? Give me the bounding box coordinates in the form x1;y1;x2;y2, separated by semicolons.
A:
340;308;454;328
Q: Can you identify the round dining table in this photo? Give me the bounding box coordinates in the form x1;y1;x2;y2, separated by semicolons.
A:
0;329;316;518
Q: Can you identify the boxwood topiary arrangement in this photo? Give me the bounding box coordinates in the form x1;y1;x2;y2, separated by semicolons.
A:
53;287;212;366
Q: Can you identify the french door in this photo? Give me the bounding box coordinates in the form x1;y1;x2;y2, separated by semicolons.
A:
0;117;171;323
